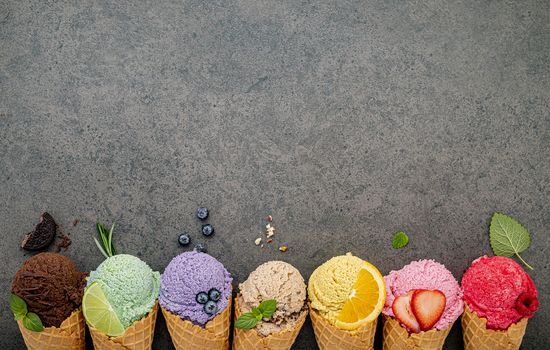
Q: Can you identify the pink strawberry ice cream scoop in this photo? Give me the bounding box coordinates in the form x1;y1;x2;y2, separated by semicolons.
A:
462;256;538;330
383;259;463;331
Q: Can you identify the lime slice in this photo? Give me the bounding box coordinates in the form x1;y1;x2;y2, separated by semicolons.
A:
82;282;125;337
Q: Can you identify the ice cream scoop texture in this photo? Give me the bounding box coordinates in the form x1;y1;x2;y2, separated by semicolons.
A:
160;251;232;327
12;252;87;328
239;261;307;336
308;253;365;324
383;259;463;331
87;254;160;329
462;256;538;330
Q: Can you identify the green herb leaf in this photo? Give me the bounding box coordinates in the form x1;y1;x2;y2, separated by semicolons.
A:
258;299;277;318
108;223;116;256
23;313;44;332
97;223;109;252
392;231;409;249
490;213;533;270
9;294;27;320
96;222;116;258
94;237;109;259
235;313;258;329
251;307;263;320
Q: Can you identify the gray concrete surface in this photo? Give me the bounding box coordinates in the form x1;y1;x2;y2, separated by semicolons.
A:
1;0;549;349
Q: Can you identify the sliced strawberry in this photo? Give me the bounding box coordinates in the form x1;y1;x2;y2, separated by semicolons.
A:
411;289;446;331
392;291;420;333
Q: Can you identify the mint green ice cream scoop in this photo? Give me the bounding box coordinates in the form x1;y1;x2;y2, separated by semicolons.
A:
87;254;160;328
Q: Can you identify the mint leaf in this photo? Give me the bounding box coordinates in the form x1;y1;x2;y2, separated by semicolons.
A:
9;294;27;320
258;299;277;318
392;231;409;249
251;307;262;320
489;212;533;270
235;313;258;329
23;313;44;332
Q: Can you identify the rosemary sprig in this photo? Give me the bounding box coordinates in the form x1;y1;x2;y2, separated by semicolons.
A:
94;222;116;258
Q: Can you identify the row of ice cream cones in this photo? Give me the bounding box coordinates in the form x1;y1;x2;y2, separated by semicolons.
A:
16;295;529;350
16;295;299;350
11;211;540;350
12;250;537;350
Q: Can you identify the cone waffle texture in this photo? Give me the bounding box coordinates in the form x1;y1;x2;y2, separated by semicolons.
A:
382;315;451;350
88;301;158;350
309;305;377;350
232;296;307;350
161;297;232;350
462;304;527;350
17;308;85;350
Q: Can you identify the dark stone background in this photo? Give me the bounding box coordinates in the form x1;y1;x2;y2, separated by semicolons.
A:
1;1;549;349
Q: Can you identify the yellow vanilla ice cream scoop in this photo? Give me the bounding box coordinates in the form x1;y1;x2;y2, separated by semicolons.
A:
308;253;364;321
308;253;386;330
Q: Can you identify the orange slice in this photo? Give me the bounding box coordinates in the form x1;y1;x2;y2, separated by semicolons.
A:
335;261;386;330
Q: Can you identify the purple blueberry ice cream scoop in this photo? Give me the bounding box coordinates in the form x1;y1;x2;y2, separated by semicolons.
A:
159;251;232;326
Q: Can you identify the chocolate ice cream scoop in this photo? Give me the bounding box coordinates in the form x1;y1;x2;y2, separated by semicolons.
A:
11;253;87;327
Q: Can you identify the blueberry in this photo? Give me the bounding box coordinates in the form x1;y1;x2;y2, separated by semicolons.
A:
178;233;190;246
196;292;209;304
204;300;218;315
201;224;214;236
208;288;221;302
194;243;207;253
196;207;209;220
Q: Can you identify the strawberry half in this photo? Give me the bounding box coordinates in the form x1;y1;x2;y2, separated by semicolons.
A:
392;291;420;333
411;289;446;331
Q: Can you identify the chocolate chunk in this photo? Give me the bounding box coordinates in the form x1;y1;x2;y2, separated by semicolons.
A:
21;213;57;251
56;232;72;252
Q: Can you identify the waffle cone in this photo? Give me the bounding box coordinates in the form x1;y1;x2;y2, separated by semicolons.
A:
382;315;452;350
232;296;307;350
461;304;527;350
309;305;377;350
161;297;232;350
17;308;85;350
88;301;158;350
